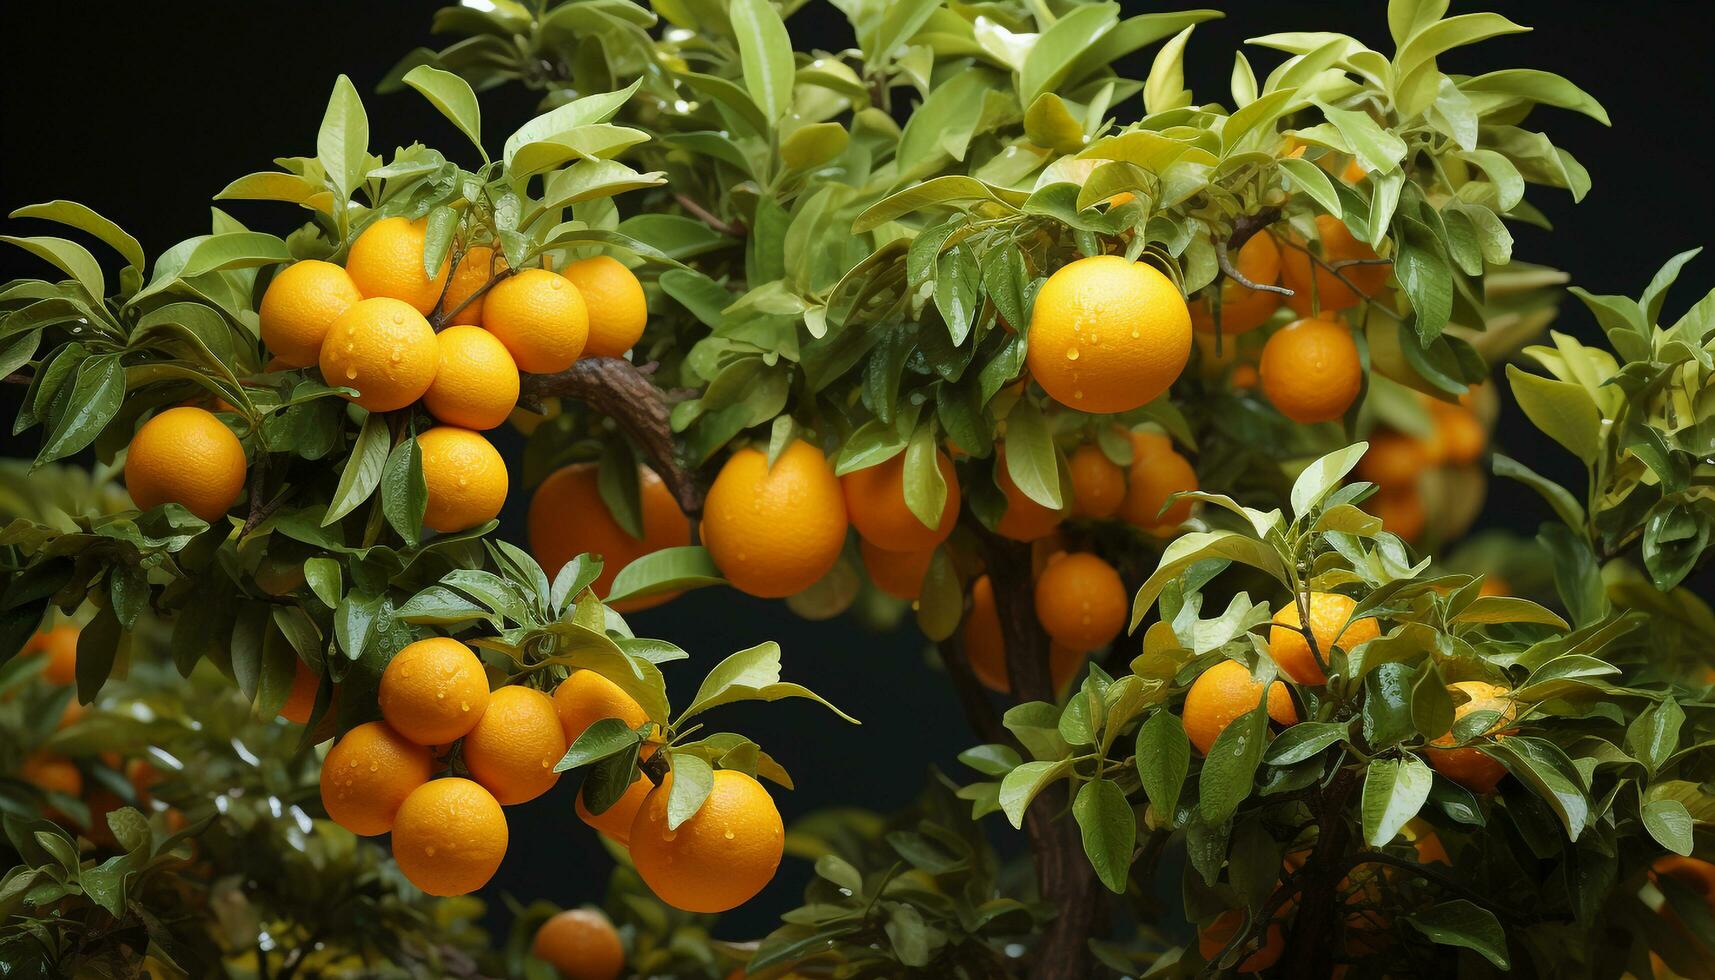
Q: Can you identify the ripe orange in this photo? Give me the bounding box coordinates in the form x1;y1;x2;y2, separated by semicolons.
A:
1268;592;1380;685
391;777;508;896
463;685;567;805
1026;255;1192;414
562;255;647;359
842;449;959;551
1405;818;1449;865
703;440;848;598
1198;908;1285;972
629;769;783;913
1340;157;1368;185
440;245;501;326
1478;576;1510;598
963;576;1084;693
417;427;509;533
532;908;625;980
345;216;451;315
1279;215;1392;316
378;637;491;746
483;268;589;374
1119;431;1197;534
318;297;440;412
1033;553;1126;653
1652;856;1715;904
21;751;82;797
125;406;247;523
1230;363;1260;390
1068;444;1126;518
1260;317;1363;424
1426;681;1516;793
277;657;322;725
1431;402;1485;465
422;326;520;430
26;625;79;685
859;539;934;600
1368;488;1425;540
576;771;653;845
258;259;363;367
554;670;652;748
993;446;1066;542
528;463;691;612
319;721;434;836
1183;660;1298;755
1357;431;1428;492
1190;233;1283;335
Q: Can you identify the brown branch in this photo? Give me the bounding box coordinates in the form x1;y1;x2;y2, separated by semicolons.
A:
521;357;708;517
1341;851;1529;922
1218;236;1294;297
1226;206;1283;257
937;625;1010;749
1276;239;1404;322
673;192;745;237
433;264;513;330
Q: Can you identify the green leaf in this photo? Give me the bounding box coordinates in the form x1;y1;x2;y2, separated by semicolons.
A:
1318;103;1407;173
1003;401;1062;510
1073;779;1136;893
554;717;642;772
1278;157;1342;216
1361;755;1432;846
915;548;962;642
0;235;105;302
380;436;427;544
1486;736;1589;839
999;759;1071;829
1491;453;1586;531
35;354;125;467
10;201;145;272
1136;711;1190;824
401;65;484;158
503;80;641;171
1642;799;1694;856
1264;722;1348;765
1394;13;1530;88
605;546;726;605
1131;531;1289;629
303;557;341;609
1199;702;1267;824
1460;69;1609;125
665;752;715;830
1403;900;1510;969
903;424;949;533
729;0;795;123
323;414;389;525
1022;3;1121;106
679;641;858;725
1450;596;1568;630
1396;217;1452;343
317;74;370;203
1505;364;1600;464
1290;442;1368;520
1142;25;1194;114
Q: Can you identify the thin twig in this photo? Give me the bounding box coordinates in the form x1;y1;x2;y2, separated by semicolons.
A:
673;192;745;237
433;264;514;330
1218;237;1294;296
1276;239;1404;322
1341;851;1530;922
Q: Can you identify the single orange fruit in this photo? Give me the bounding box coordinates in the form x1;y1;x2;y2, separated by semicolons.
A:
1368;487;1426;541
842;449;959;551
1190;233;1283;335
1026;254;1192;413
1357;431;1428;492
440;245;501;326
703;440;848;598
26;625;79;685
1268;592;1381;685
1183;659;1297;755
1068;444;1126;519
422;326;519;430
993;446;1066;542
964;575;1084;693
1260;317;1363;424
463;685;567;805
125;406;248;523
1340;157;1367;185
1279;215;1391;316
277;657;322;725
859;539;935;600
318;297;440;412
1198;907;1285;972
630;769;783;913
483;268;589;374
528;463;691;612
562;255;647;359
417;426;508;533
576;770;653;845
1033;552;1127;653
1426;681;1516;793
1478;576;1510;598
554;669;652;748
391;777;508;896
258;259;363;367
378;637;491;746
1120;430;1197;534
21;751;82;798
319;721;434;836
1405;818;1449;865
1230;363;1260;390
532;908;626;980
345;216;450;315
1431;402;1486;465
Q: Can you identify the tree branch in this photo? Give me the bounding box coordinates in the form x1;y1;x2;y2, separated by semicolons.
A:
520;357;708;517
673;192;745;237
937;627;1010;748
1218;207;1295;297
1340;851;1530;922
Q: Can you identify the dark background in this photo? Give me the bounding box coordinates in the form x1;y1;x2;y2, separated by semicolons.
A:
2;0;1712;943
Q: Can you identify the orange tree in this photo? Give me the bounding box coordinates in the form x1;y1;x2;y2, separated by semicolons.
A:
4;0;1715;977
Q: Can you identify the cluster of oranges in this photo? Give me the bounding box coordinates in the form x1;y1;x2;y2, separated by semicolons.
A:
1357;390;1490;541
316;640;783;914
123;213;650;536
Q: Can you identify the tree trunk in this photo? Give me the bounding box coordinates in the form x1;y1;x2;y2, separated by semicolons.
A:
1278;766;1359;980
